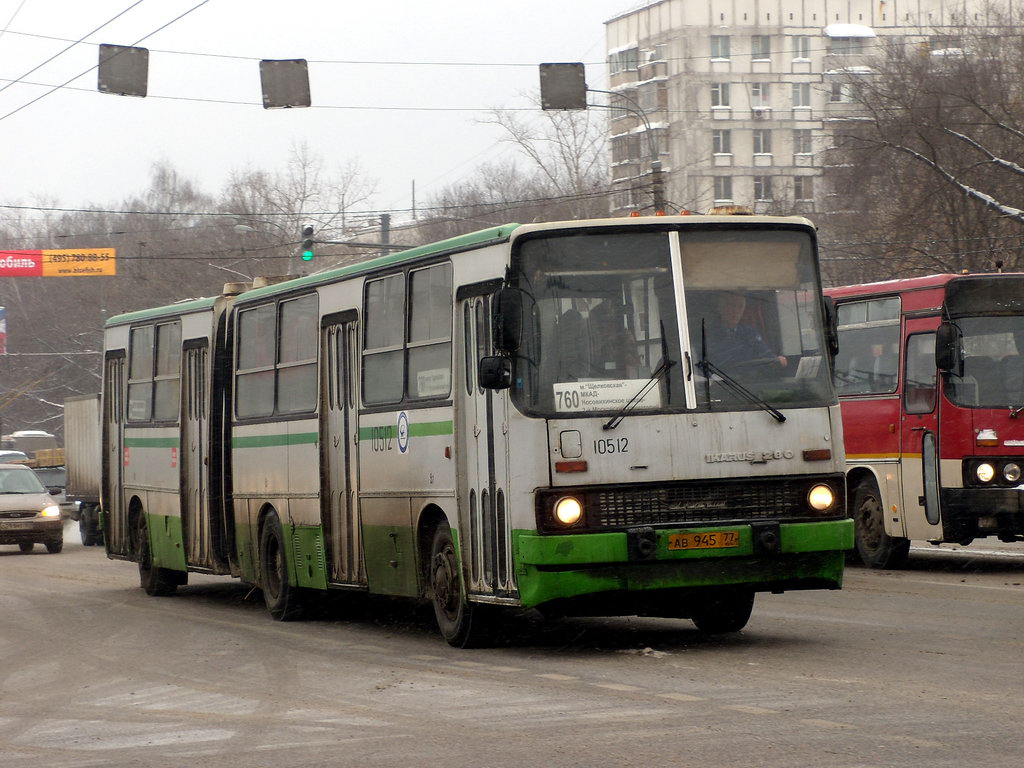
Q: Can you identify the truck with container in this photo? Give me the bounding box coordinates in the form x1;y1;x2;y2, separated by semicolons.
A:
64;394;103;545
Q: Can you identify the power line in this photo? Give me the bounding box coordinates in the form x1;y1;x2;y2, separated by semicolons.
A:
0;0;212;124
0;0;149;98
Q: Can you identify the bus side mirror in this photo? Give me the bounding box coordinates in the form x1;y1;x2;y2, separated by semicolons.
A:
479;356;512;390
492;287;523;353
935;321;962;375
823;296;839;358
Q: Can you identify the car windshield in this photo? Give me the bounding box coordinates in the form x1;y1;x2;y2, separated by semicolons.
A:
945;315;1024;407
0;467;47;494
510;227;834;418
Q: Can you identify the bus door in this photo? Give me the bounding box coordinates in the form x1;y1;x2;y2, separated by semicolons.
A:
457;287;513;598
320;315;364;585
182;341;212;569
900;324;942;539
102;352;130;556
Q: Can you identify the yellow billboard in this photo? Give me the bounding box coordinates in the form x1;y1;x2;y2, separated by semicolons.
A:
41;248;116;276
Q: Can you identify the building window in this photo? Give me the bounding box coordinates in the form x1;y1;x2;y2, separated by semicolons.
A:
711;83;730;108
751;83;770;108
712;129;731;155
829;81;854;102
713;176;733;202
711;36;730;60
793;129;813;155
754;175;773;201
792;82;811;108
753;129;772;155
611;134;640;164
829;37;868;55
794;176;813;201
751;35;772;61
609;47;639;74
638;80;668;112
793;36;811;60
610;89;637;120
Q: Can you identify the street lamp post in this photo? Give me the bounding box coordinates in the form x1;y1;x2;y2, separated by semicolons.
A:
538;62;666;214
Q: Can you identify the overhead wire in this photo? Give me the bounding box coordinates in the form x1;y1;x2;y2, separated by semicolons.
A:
0;0;212;124
0;0;149;98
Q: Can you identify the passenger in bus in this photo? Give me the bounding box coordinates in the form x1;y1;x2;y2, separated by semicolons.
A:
556;300;592;381
714;292;787;369
588;298;641;378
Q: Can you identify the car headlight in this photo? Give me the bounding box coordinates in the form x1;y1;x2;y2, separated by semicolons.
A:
553;496;584;526
1003;463;1022;484
975;463;996;484
39;505;61;518
807;484;835;512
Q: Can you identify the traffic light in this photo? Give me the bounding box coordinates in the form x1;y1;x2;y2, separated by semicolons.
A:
301;224;314;261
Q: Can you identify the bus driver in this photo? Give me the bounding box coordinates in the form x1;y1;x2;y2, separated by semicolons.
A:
714;292;787;369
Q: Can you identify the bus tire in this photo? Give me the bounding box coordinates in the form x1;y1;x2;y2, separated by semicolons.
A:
429;522;491;648
851;479;910;569
259;512;304;621
135;513;181;596
690;589;755;633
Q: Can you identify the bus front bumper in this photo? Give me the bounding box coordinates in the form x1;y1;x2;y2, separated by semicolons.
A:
941;488;1024;542
513;519;853;610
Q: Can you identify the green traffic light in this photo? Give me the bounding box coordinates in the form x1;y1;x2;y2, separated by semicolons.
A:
301;250;314;261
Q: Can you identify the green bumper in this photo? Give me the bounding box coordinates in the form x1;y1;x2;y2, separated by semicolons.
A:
514;519;853;609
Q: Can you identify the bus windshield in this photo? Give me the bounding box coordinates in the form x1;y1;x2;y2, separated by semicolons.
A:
511;227;834;418
946;315;1024;407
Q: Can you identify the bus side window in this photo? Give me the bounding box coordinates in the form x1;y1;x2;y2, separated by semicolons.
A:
904;333;937;414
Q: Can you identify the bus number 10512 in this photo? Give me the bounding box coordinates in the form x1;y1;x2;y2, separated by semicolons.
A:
593;437;629;455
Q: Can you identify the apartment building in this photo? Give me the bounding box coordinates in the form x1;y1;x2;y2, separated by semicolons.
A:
604;0;985;215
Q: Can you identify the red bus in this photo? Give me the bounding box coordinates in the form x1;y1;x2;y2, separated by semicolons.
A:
826;273;1024;567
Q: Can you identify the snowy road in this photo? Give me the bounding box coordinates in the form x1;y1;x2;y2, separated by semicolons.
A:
2;525;1022;768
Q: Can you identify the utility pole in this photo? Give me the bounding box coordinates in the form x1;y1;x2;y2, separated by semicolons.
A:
380;213;391;257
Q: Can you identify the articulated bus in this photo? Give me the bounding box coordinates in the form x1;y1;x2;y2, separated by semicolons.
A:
827;273;1024;567
101;215;852;646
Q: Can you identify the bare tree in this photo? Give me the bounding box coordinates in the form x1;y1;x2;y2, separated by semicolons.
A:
416;97;611;240
821;6;1024;283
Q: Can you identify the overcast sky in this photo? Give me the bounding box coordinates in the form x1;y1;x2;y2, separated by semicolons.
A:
0;0;639;223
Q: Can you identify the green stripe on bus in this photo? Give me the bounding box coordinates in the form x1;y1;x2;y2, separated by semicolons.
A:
232;432;319;448
124;437;179;448
357;420;453;440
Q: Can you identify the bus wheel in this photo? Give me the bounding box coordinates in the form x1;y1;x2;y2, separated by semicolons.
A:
134;514;181;596
851;479;910;569
259;512;304;621
690;589;755;634
429;522;491;648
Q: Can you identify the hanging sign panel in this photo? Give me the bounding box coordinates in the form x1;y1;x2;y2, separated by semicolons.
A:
0;249;116;276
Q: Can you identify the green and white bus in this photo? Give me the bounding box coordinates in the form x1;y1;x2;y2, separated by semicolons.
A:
101;215;853;646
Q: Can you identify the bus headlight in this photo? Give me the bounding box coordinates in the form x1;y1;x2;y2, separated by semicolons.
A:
1003;463;1022;484
553;496;584;526
975;463;996;484
807;484;835;512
